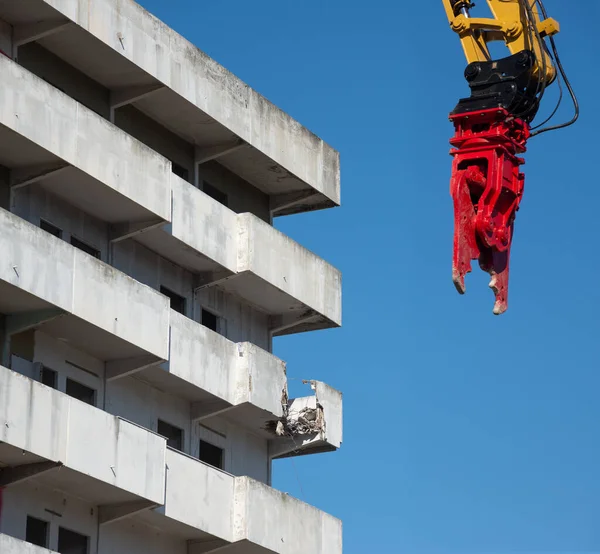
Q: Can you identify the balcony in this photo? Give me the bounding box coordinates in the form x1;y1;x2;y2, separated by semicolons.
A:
0;534;58;554
110;309;288;434
0;365;167;516
0;53;171;229
133;175;238;277
135;449;342;554
0;207;170;368
229;214;342;335
0;0;340;217
269;381;344;459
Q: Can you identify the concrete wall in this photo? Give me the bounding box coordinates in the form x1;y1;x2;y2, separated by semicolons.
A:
0;534;58;554
0;18;11;57
100;519;187;554
170;174;238;273
42;0;340;204
0;364;167;504
115;105;195;181
238;213;342;325
233;477;343;554
160;448;234;540
0;53;171;222
13;183;109;262
167;312;284;417
197;161;269;222
18;42;111;119
1;481;97;552
0;208;170;360
106;372;270;483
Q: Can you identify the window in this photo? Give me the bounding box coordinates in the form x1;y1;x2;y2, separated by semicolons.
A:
201;308;218;332
58;527;89;554
199;440;224;469
202;181;228;207
66;378;96;406
160;286;186;315
40;366;58;389
26;516;49;548
70;236;100;259
40;219;62;238
157;419;183;451
172;162;189;181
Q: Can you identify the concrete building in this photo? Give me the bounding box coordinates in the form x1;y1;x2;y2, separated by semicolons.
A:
0;1;343;552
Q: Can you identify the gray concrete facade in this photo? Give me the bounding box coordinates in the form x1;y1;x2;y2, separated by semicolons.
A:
0;1;343;553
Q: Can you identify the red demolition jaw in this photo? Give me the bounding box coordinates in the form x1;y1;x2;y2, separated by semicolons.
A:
449;108;530;315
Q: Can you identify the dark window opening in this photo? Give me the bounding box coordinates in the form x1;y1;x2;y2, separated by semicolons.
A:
199;440;223;469
40;366;58;389
40;219;63;238
157;419;183;451
202;182;228;207
70;236;100;259
160;286;186;315
58;527;89;554
172;162;189;181
26;516;49;548
66;378;96;406
201;308;218;332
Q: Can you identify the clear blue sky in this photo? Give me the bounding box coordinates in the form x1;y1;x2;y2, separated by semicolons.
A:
139;1;599;552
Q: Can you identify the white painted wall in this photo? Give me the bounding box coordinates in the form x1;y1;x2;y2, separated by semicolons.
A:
1;481;97;553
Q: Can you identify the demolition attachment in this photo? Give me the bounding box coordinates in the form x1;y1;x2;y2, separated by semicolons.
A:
449;108;528;315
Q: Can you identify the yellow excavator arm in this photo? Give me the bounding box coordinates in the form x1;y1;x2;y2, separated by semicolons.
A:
442;0;559;87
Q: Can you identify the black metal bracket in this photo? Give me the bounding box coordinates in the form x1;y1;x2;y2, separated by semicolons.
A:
451;50;541;122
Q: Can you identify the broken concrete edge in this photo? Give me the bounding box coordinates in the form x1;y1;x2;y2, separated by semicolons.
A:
263;379;342;452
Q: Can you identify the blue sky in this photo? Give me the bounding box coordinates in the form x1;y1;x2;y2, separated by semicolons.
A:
139;1;599;552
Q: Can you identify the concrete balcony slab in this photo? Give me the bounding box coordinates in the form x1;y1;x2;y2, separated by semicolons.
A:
136;450;342;554
115;310;287;436
0;53;171;227
0;365;167;511
134;175;238;276
0;0;340;216
0;207;170;366
0;534;58;554
229;214;341;335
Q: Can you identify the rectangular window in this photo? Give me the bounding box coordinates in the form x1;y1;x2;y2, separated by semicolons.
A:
58;527;89;554
40;366;58;389
40;219;62;238
202;181;228;207
70;236;100;259
172;162;189;181
66;378;96;406
26;516;49;548
201;308;218;332
157;419;183;451
199;440;224;469
160;286;186;315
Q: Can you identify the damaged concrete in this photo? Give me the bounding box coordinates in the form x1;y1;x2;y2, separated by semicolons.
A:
265;380;342;459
